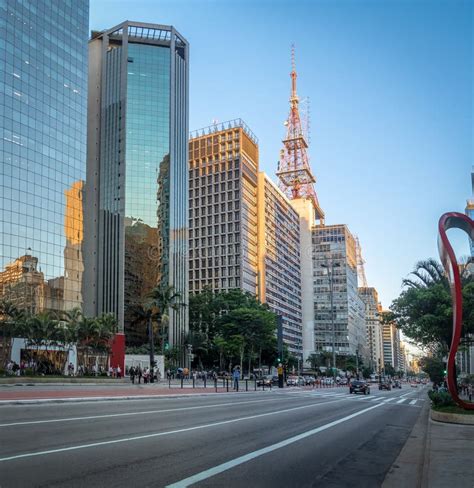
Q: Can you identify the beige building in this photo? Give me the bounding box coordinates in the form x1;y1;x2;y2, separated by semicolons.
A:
257;173;303;358
359;287;384;372
189;120;259;295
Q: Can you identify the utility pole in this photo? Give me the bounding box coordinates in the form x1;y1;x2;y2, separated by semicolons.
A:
148;314;155;383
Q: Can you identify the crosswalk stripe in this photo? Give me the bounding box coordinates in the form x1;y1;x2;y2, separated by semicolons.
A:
396;398;406;404
409;400;417;405
383;398;395;402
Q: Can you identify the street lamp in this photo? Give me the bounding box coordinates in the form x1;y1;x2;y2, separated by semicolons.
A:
321;261;340;381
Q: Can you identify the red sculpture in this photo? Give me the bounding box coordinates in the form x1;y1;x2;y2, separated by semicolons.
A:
438;212;474;410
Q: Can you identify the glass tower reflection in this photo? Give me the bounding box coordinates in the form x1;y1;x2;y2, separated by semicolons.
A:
84;22;189;355
0;0;89;314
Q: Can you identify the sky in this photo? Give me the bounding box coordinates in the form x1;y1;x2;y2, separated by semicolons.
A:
90;0;473;310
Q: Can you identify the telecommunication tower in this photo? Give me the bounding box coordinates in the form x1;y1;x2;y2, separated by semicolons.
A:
355;236;368;288
276;45;324;224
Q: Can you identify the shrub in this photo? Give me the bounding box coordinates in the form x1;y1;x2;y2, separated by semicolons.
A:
428;390;456;408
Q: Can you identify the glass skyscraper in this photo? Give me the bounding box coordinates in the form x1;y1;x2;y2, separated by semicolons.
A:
0;1;89;318
84;22;189;365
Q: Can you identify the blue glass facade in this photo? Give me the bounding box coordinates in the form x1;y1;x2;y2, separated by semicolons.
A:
85;22;189;352
0;0;89;313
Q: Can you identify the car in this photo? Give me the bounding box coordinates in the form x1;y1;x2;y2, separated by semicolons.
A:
350;380;370;395
379;382;392;391
256;375;272;387
394;380;402;389
304;376;315;385
410;382;418;388
286;375;299;386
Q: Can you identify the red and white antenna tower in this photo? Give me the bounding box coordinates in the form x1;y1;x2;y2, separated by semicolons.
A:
276;45;324;223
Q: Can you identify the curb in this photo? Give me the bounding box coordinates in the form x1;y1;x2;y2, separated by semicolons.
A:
382;400;430;488
0;389;269;405
430;409;474;425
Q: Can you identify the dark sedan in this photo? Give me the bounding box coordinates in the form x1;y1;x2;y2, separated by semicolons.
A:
349;380;370;395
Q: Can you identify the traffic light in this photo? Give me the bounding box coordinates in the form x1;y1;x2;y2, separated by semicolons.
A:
277;357;281;363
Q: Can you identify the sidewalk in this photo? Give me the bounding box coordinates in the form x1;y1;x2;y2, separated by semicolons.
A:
383;401;474;488
0;381;268;404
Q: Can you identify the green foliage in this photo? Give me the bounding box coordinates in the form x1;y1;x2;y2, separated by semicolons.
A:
428;390;456;408
188;288;277;371
362;367;372;379
419;356;445;384
389;259;474;352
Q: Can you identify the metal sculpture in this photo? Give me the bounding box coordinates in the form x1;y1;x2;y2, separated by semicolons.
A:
438;212;474;410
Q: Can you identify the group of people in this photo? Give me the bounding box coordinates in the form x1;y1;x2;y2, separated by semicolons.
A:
460;383;473;401
128;366;160;384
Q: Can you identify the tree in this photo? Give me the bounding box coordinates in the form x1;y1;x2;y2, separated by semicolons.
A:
384;363;396;377
419;356;445;384
389;258;474;353
361;367;372;379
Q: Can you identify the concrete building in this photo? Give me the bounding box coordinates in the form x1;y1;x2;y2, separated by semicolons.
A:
257;173;303;359
382;316;401;372
84;22;189;365
0;0;89;315
188;120;259;295
359;287;384;372
312;224;367;358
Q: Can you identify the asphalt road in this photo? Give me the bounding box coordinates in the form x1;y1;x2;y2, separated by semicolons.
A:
0;385;428;487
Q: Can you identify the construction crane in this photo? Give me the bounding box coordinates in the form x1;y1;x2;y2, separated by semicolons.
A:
276;45;324;224
355;236;368;288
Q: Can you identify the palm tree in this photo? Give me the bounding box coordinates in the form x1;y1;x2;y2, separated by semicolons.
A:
26;312;58;373
76;316;100;371
129;303;157;381
148;285;185;368
402;258;448;289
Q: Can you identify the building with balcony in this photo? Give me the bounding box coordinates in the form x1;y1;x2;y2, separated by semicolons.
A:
257;173;303;359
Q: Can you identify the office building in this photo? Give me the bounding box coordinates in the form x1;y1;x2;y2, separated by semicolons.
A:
382;315;400;372
257;173;303;359
466;168;474;256
0;0;89;318
312;224;367;357
84;22;189;364
188;119;258;295
359;287;384;372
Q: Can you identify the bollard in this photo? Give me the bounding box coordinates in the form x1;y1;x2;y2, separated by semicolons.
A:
254;380;257;391
204;377;207;388
246;379;248;392
193;377;195;388
169;377;171;389
223;378;225;389
215;378;217;392
181;377;183;389
262;380;265;391
226;378;229;392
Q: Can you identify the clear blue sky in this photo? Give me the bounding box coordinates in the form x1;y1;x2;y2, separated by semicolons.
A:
90;0;473;309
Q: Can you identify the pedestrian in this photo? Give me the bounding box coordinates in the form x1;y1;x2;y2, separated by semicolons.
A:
130;366;136;384
233;366;240;391
117;365;122;379
137;367;142;384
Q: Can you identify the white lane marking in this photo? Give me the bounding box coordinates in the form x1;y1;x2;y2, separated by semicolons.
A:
383;398;395;403
166;401;385;488
396;398;406;404
409;400;417;405
0;398;347;462
0;397;286;428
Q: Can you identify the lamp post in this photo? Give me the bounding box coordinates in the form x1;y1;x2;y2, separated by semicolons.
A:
321;261;340;381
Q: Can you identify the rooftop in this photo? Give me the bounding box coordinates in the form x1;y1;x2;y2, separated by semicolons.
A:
190;118;258;145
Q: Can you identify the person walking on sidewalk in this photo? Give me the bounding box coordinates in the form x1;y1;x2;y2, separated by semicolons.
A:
129;366;136;384
233;366;241;391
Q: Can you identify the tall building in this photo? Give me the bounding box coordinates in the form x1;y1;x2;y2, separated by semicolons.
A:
312;224;367;358
359;287;384;371
257;173;302;359
0;0;89;317
382;315;400;372
188;119;259;295
84;22;189;366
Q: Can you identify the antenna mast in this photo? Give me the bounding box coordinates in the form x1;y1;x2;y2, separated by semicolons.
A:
276;44;324;224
